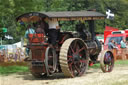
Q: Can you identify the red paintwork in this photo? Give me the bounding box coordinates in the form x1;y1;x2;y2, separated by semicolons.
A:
125;30;128;38
29;34;44;43
104;34;126;50
28;33;71;74
104;26;119;43
104;26;128;50
31;46;46;61
28;33;47;73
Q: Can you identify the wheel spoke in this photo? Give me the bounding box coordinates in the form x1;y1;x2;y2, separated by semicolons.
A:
108;64;111;71
104;64;107;72
68;56;73;62
108;60;113;71
69;62;75;76
80;60;87;64
69;46;75;54
68;56;73;58
104;56;113;72
78;47;85;53
73;40;77;50
69;62;74;71
107;65;109;70
68;58;73;62
75;44;80;54
106;64;111;72
74;64;81;74
69;62;73;66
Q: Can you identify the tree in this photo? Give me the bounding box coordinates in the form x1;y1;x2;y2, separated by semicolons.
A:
0;0;128;44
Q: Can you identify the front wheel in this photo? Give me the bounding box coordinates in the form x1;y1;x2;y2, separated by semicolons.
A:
100;50;114;72
45;47;57;75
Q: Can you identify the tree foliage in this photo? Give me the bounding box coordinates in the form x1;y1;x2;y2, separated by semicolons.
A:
0;0;128;44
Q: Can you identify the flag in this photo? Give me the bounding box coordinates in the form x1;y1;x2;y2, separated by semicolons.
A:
5;35;13;39
106;9;114;20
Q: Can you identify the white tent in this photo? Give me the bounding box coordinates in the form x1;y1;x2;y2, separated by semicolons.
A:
13;42;22;48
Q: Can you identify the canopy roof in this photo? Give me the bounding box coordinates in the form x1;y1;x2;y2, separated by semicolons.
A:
16;11;106;22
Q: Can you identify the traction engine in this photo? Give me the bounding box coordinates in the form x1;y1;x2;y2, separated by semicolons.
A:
17;11;114;78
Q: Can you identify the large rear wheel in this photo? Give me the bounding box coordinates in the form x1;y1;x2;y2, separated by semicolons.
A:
60;38;89;77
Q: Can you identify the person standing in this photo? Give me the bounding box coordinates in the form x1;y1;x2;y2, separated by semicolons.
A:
24;24;35;56
47;19;60;48
108;40;117;50
121;38;126;48
108;40;118;60
25;24;35;39
120;38;126;60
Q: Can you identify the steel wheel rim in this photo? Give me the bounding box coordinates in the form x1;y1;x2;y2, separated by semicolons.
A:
45;47;57;74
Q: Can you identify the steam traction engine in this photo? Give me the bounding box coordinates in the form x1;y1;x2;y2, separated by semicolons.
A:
16;11;114;78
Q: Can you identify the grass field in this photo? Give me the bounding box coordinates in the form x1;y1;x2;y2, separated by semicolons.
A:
0;66;29;75
89;60;128;69
115;60;128;65
0;62;29;75
0;60;128;75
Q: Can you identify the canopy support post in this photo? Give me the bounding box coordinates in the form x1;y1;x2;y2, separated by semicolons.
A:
89;20;95;40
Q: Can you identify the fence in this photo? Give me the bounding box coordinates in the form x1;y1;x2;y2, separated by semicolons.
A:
114;48;128;60
0;45;27;62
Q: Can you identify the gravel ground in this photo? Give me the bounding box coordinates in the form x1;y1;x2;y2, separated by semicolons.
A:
0;65;128;85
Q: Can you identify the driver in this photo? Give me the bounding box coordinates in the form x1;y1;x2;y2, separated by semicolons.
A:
47;19;60;48
36;25;45;34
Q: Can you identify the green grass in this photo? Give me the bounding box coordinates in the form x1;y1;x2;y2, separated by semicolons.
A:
89;60;128;69
115;60;128;65
0;60;127;75
0;66;29;75
0;62;29;75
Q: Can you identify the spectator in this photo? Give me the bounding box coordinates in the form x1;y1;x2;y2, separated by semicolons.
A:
24;24;35;56
25;24;35;39
14;48;18;62
120;38;126;48
120;38;127;60
0;51;4;62
108;40;118;60
108;40;117;50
